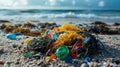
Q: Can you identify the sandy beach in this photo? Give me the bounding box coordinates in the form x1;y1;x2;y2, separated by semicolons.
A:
0;0;120;66
0;20;119;67
1;0;120;66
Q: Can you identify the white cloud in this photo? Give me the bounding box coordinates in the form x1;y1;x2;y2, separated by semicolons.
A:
13;0;28;6
49;0;56;6
0;0;28;7
72;0;76;5
45;2;48;5
98;1;105;7
0;0;13;6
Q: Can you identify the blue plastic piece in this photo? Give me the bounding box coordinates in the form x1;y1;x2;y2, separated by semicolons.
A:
84;37;90;44
84;57;91;62
51;32;57;40
6;34;16;40
45;29;50;35
63;56;73;63
76;48;81;54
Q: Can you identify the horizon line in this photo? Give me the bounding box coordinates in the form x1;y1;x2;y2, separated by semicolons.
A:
0;6;120;10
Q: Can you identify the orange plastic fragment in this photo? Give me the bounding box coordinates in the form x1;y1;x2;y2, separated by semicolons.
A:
50;54;56;60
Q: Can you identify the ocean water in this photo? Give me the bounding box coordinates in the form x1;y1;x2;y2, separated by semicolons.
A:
0;9;120;23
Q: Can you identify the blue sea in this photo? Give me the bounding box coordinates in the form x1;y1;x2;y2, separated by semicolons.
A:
0;9;120;23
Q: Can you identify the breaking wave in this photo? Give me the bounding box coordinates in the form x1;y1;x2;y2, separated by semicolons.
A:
0;9;120;22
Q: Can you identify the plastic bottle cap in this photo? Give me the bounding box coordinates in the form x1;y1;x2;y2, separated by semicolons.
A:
55;46;69;60
85;57;91;62
24;39;31;45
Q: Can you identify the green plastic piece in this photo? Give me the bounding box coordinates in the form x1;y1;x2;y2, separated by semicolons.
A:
55;46;69;60
23;52;35;57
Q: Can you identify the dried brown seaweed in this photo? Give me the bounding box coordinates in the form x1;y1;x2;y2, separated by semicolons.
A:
13;28;30;34
0;24;7;29
91;21;108;26
3;25;14;33
113;23;120;26
23;22;36;28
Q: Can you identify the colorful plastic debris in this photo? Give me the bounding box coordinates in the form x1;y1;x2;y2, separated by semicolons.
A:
6;34;16;40
24;39;31;45
84;57;91;62
23;51;35;57
53;31;83;49
55;46;69;60
20;23;105;63
51;32;57;40
59;23;84;32
63;56;73;63
50;54;56;60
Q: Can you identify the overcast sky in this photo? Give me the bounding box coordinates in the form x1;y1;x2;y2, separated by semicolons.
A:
0;0;120;9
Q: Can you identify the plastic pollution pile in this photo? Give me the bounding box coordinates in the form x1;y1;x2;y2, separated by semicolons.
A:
23;23;104;63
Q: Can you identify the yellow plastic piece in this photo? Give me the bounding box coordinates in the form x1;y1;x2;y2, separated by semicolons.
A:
24;39;31;45
59;23;84;32
45;56;51;62
53;31;83;48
